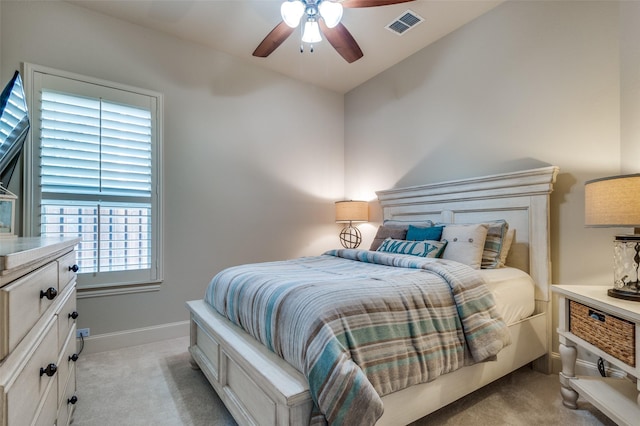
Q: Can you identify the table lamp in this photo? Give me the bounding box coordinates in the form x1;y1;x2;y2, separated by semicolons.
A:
335;200;368;248
585;174;640;301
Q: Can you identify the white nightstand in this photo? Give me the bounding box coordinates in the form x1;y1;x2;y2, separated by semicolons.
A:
553;285;640;426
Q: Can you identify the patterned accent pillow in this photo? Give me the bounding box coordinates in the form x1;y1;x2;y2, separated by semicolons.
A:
406;225;444;241
441;224;489;269
481;220;509;269
369;225;408;251
376;238;447;258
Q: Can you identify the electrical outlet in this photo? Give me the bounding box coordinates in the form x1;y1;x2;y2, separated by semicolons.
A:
76;328;90;338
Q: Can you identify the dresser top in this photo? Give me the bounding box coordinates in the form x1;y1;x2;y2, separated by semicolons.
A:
0;237;80;272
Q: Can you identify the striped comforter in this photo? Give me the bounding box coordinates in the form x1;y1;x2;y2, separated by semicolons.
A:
205;249;511;425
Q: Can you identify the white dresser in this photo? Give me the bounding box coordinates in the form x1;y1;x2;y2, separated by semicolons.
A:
0;237;80;426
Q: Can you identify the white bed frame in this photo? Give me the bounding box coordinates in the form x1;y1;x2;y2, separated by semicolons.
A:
186;166;559;426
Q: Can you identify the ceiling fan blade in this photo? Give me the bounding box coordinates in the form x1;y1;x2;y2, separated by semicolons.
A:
319;21;364;63
253;21;295;58
341;0;415;8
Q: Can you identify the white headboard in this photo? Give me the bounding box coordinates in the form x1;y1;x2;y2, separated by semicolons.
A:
376;166;559;303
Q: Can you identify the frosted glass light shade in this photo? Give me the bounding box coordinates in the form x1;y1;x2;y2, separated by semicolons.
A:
318;1;343;28
302;19;322;43
281;0;305;28
335;201;368;223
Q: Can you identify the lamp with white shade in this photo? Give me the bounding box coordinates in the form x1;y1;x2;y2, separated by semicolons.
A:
585;174;640;301
335;200;368;249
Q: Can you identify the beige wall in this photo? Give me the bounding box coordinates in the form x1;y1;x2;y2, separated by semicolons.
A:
345;0;622;284
621;1;640;173
1;1;345;337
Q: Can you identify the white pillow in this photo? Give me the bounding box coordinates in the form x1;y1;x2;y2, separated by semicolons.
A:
498;228;515;267
441;224;489;269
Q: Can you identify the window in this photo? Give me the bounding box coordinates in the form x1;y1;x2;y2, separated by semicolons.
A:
24;64;163;294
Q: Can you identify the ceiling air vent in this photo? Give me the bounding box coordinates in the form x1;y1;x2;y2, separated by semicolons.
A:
386;10;424;35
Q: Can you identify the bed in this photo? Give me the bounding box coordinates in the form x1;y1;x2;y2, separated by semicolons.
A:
186;166;559;426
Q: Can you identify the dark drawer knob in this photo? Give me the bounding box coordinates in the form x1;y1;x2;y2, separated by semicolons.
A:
67;395;78;405
69;311;79;320
40;363;57;377
40;287;57;300
69;264;79;273
69;353;79;362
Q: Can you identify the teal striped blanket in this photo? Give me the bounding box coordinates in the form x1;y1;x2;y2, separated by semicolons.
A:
205;249;511;425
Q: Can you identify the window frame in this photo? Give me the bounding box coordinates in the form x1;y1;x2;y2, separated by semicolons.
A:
22;63;164;297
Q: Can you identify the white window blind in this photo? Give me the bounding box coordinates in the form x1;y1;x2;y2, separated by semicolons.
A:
24;64;163;292
40;92;152;197
0;74;29;157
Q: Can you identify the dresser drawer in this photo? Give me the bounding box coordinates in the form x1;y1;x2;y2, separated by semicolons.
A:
0;262;59;360
57;325;77;409
57;251;78;294
4;317;58;426
56;364;77;426
32;378;57;426
57;287;77;352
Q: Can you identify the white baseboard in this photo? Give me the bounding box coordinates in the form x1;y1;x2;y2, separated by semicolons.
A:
79;320;190;354
550;351;625;378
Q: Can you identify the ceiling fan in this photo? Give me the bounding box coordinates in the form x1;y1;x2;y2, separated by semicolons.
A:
253;0;415;63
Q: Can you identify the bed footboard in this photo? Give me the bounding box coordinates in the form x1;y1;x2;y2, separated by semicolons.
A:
188;299;547;426
187;300;313;426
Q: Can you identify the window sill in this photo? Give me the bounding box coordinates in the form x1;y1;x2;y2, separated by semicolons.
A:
77;282;161;299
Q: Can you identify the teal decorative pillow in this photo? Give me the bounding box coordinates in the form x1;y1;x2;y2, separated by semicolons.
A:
406;225;443;241
376;238;447;258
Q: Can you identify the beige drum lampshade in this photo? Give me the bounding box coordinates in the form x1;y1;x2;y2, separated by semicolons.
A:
335;200;368;223
585;174;640;228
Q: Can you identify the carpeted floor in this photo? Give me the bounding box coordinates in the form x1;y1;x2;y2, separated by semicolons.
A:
72;336;616;426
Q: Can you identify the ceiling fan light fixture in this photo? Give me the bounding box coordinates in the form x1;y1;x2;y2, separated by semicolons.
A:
318;1;343;28
302;18;322;43
281;0;305;28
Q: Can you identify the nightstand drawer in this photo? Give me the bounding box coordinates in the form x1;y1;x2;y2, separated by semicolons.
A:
569;300;636;366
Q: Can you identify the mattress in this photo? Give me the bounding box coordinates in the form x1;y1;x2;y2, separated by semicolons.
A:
481;266;535;325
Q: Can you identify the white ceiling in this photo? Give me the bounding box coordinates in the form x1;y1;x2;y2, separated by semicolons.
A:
68;0;503;93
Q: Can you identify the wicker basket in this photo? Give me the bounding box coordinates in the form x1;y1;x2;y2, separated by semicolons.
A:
569;300;636;367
